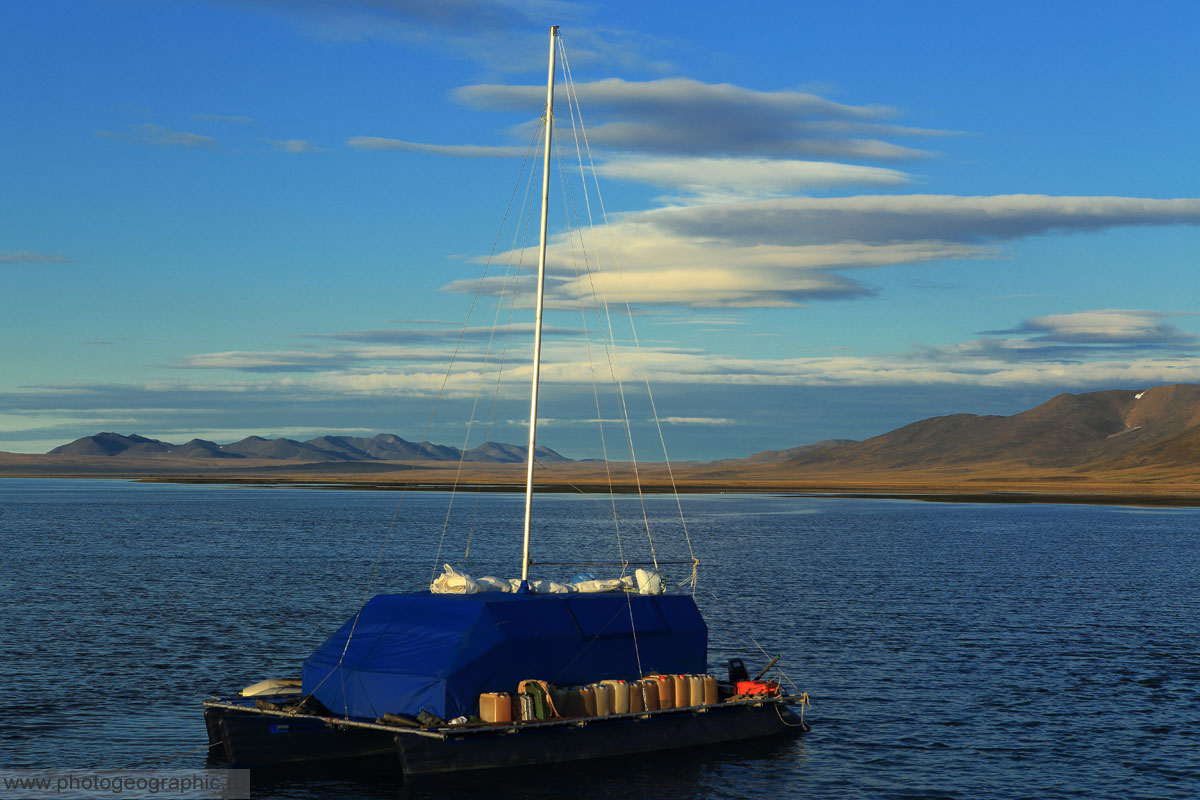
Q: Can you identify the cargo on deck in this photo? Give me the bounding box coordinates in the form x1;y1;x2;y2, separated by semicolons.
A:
301;591;707;721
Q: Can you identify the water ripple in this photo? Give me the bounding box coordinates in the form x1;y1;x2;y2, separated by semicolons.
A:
1;481;1198;798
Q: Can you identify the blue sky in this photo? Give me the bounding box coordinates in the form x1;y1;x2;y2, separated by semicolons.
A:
3;0;1199;460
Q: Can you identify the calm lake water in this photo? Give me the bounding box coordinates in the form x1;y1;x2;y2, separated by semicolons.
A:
2;478;1198;799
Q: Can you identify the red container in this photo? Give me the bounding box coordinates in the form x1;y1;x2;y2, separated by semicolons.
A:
735;680;779;696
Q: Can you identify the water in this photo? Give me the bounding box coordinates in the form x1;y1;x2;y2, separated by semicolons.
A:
2;479;1198;798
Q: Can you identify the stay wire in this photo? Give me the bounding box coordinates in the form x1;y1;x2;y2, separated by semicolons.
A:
444;116;545;565
558;38;659;573
431;114;545;579
695;584;806;699
552;121;629;574
560;40;697;587
299;103;543;716
464;192;537;563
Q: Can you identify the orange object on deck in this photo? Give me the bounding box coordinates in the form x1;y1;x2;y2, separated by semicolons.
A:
735;680;780;696
479;692;512;723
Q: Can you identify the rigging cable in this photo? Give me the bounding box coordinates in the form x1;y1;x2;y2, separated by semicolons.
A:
431;115;545;577
560;39;698;588
552;118;629;574
297;106;546;717
557;38;660;574
463;213;534;563
441;116;544;566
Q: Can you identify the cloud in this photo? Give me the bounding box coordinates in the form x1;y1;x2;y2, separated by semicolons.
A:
264;138;324;153
193;113;255;124
460;77;889;118
35;340;1200;401
137;123;216;149
225;2;674;73
980;309;1198;345
311;323;583;344
432;195;1200;309
441;216;988;307
175;350;355;372
288;0;536;37
596;156;910;200
230;0;563;72
921;309;1199;365
562;346;1200;391
171;321;589;376
455;77;940;160
499;262;880;307
522;417;626;426
362;75;935;200
354;72;938;200
174;345;490;373
346;136;526;157
640;195;1200;247
99;124;217;149
6;318;1200;458
0;250;72;263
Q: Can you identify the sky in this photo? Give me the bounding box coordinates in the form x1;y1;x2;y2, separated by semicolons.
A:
3;0;1200;461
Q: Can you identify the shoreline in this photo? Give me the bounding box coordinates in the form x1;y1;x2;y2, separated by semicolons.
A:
4;471;1199;507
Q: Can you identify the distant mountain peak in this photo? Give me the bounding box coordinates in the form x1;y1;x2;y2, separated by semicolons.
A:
45;432;573;464
48;432;172;457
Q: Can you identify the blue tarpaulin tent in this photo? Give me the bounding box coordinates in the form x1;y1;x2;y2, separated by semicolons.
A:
301;592;708;720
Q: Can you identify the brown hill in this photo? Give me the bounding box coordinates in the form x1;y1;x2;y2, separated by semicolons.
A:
729;439;857;465
739;384;1200;473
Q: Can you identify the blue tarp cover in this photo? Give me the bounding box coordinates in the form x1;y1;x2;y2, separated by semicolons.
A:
301;592;707;720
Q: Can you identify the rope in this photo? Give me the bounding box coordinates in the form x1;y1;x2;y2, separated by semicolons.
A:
559;41;701;587
774;693;811;729
558;42;668;576
552;123;628;572
749;632;801;695
300;102;546;718
557;39;659;574
688;582;809;713
548;602;637;683
453;116;544;564
464;248;527;563
436;115;545;575
624;590;644;676
461;123;546;563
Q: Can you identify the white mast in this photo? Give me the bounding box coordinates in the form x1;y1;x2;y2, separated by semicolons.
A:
521;25;558;583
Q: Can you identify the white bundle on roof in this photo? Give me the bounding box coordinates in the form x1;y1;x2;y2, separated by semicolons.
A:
429;564;664;595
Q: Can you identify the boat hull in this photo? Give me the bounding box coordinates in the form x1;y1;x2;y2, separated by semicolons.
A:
397;700;803;777
203;698;803;775
204;704;394;767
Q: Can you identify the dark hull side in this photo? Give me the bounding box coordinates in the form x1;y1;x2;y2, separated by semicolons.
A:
398;701;803;777
204;705;395;767
205;699;803;776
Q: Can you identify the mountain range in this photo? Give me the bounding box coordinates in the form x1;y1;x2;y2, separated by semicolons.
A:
47;432;570;464
722;383;1200;475
10;384;1200;496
